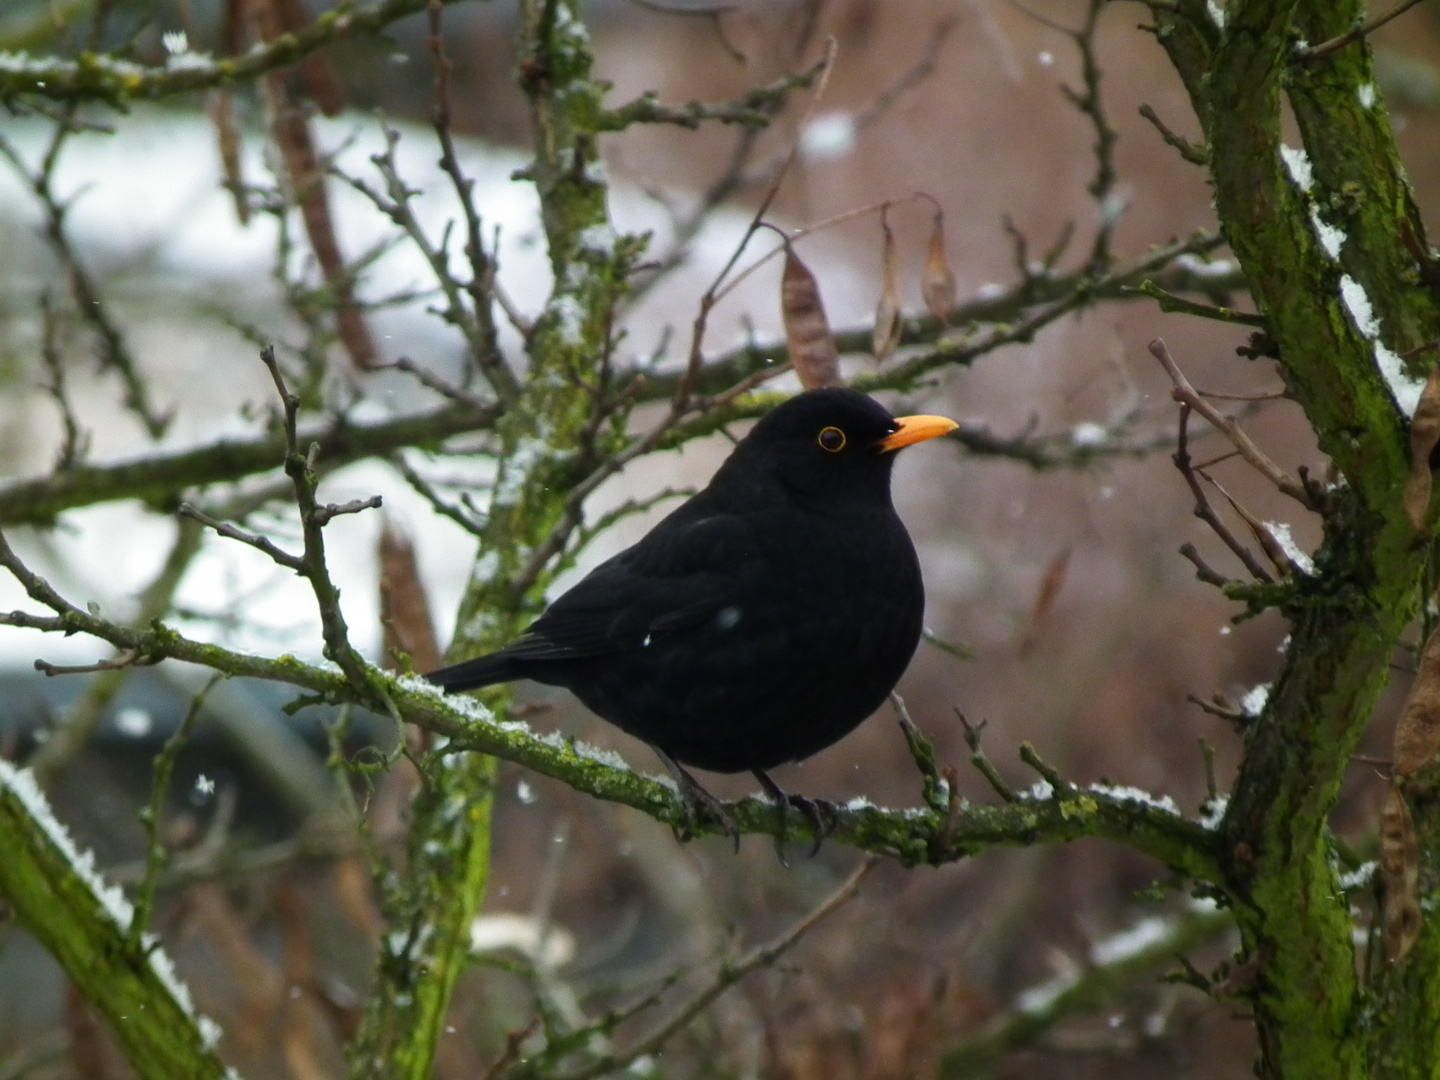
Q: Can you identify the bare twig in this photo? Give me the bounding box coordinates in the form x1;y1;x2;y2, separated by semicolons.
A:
261;346;377;692
957;710;1019;803
0;118;171;437
1137;102;1208;165
37;291;90;469
1171;404;1276;583
553;858;878;1080
1296;0;1429;61
129;676;221;948
424;1;519;402
601;60;826;131
178;502;305;572
1149;338;1311;507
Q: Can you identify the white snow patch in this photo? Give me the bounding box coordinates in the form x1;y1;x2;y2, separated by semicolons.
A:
1279;144;1313;191
575;222;617;258
800;111;857;162
1088;783;1181;816
1070;422;1109;448
1240;683;1270;717
1199;796;1228;831
1309;207;1345;261
1339;861;1377;890
1090;916;1173;965
1358;83;1377;109
161;30;189;55
1336;276;1425;413
1016;969;1079;1015
1175;254;1239;280
1339;274;1380;337
470;912;575;966
1376;340;1426;416
1263;521;1315;575
1026;780;1054;801
114;706;153;738
1207;0;1226;28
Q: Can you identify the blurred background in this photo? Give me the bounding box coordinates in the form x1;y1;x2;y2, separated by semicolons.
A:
1;0;1433;1076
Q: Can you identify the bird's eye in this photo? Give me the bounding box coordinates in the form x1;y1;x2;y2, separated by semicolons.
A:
818;426;846;452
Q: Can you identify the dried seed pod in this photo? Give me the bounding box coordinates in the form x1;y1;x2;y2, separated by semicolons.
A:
1017;547;1071;659
1404;365;1440;532
272;0;347;116
1380;784;1421;965
212;91;249;225
1393;612;1440;776
379;520;441;673
273;102;378;369
922;210;957;323
781;242;841;390
872;213;903;361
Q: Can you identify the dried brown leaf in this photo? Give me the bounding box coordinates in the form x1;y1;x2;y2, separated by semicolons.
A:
184;884;282;1057
272;101;378;369
379;520;441;672
1405;366;1440;531
212;91;249;225
271;0;347;115
65;982;115;1079
1017;547;1071;659
921;210;957;323
221;0;247;55
872;214;903;361
1394;613;1440;775
1380;784;1421;965
782;242;841;390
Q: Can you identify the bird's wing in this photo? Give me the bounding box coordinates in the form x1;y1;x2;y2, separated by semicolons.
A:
499;510;750;663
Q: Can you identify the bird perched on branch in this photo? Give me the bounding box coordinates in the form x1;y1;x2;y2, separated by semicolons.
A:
427;388;957;849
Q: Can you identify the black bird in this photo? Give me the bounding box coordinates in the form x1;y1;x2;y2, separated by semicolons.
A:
427;388;957;845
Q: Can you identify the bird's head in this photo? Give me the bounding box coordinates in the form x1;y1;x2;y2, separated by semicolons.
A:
722;387;958;505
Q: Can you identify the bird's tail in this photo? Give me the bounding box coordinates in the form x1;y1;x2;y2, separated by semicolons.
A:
425;652;519;693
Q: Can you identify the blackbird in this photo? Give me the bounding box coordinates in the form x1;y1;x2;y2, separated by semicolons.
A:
427;388;957;846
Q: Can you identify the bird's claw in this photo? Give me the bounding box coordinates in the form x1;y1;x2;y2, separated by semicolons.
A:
753;770;837;864
656;747;740;851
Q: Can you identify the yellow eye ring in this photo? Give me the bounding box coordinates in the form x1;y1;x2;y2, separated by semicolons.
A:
818;426;846;453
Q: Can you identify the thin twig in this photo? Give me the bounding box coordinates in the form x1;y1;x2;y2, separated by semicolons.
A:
129;676;222;948
1149;338;1311;507
957;710;1019;803
178;502;305;572
1297;0;1429;61
554;858;878;1080
1171;403;1276;583
261;346;377;693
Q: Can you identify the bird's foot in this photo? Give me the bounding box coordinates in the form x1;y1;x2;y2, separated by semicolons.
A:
752;769;838;864
655;748;740;850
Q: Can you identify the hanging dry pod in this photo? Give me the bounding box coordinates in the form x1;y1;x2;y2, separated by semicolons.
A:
781;241;842;390
873;210;903;361
1393;607;1440;776
212;90;249;225
922;208;958;324
1380;784;1422;964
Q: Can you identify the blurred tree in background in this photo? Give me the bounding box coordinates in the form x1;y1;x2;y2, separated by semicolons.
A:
2;1;1440;1078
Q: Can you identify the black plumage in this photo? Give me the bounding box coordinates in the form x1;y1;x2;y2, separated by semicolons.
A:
428;387;956;839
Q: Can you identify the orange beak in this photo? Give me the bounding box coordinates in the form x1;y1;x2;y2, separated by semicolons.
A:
877;414;959;453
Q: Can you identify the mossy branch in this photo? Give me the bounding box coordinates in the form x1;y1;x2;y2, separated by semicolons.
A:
0;537;1222;882
0;0;466;105
0;759;228;1080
